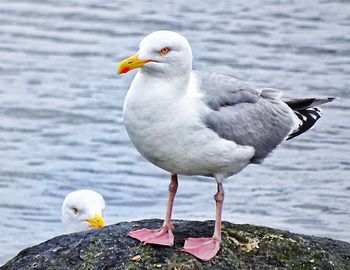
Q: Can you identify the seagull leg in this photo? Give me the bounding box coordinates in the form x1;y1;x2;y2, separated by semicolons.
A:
182;176;224;261
128;174;178;246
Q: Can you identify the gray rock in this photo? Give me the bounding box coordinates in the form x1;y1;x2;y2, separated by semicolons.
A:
1;219;350;270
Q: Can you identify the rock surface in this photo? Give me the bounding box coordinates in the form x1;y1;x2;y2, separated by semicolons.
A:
1;219;350;270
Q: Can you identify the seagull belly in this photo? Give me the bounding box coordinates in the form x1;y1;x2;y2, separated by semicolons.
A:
123;82;254;177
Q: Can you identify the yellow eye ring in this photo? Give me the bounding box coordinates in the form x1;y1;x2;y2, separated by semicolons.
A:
72;207;79;214
160;47;170;55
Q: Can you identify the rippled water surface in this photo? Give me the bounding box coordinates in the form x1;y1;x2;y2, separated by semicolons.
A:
1;0;350;264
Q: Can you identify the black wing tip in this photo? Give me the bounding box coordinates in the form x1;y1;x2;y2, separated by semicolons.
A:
327;96;338;102
287;107;322;141
285;96;337;110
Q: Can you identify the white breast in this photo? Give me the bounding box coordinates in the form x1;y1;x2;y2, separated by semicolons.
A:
123;71;254;177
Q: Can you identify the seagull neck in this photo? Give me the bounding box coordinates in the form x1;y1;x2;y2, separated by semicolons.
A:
137;71;190;95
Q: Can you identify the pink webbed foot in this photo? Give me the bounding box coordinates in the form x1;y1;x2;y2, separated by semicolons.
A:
182;237;221;261
128;226;174;246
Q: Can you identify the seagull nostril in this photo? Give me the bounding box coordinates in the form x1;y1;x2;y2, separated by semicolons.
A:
128;61;133;64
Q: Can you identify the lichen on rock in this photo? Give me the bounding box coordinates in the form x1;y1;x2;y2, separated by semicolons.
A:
1;219;350;270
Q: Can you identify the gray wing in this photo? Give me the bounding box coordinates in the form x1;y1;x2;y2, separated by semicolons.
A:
197;71;296;164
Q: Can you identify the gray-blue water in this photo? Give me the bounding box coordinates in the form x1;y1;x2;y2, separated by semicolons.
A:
0;0;349;264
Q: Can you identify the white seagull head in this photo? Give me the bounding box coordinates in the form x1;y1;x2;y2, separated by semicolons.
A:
61;189;105;234
118;30;192;78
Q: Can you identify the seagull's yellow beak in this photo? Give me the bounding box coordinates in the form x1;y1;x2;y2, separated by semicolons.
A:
85;214;105;229
117;53;156;74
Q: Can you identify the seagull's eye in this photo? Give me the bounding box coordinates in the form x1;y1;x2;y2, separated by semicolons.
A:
159;47;170;55
72;207;79;214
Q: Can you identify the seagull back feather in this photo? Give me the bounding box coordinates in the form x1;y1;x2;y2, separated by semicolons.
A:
199;72;295;164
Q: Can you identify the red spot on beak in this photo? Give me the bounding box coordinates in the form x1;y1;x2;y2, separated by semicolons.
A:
120;67;131;74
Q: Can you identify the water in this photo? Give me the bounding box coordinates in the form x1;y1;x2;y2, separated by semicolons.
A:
0;0;349;264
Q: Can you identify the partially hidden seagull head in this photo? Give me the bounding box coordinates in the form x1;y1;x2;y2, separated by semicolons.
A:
118;30;192;78
61;189;105;234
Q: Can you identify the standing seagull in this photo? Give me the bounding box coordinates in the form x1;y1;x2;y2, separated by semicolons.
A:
117;30;334;261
